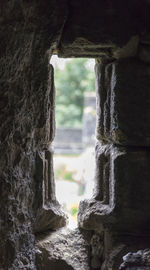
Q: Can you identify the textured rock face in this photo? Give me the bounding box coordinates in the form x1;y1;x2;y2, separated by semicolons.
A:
96;58;150;145
79;143;150;233
58;1;150;58
36;228;91;270
119;249;150;270
78;56;150;269
0;1;67;269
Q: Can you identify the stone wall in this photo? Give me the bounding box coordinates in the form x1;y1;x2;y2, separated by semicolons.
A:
1;1;150;269
0;1;68;269
78;57;150;269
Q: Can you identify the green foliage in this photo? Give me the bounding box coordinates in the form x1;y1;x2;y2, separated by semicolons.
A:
70;206;78;216
55;166;74;182
63;171;74;181
54;58;95;127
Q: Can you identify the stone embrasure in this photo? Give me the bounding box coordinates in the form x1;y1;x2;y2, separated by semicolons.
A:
1;0;150;269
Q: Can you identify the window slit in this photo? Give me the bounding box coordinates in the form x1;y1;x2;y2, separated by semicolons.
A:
51;56;96;228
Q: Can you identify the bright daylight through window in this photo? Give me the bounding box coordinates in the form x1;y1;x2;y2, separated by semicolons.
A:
50;56;96;228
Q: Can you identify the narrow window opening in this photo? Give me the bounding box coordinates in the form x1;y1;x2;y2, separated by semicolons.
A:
51;56;96;228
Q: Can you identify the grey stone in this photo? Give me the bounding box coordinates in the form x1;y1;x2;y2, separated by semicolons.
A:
36;228;91;270
96;58;150;146
33;150;67;233
58;1;150;58
91;232;104;269
120;249;150;270
78;143;150;233
0;1;67;268
101;244;127;270
34;203;67;233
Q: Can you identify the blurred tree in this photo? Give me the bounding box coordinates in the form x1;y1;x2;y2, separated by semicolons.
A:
54;58;95;127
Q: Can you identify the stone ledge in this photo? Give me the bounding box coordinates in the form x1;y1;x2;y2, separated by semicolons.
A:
78;198;115;231
35;228;91;270
34;203;67;233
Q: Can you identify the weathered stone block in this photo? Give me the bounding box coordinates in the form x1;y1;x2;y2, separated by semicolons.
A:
0;0;68;264
36;228;91;270
34;203;67;233
58;1;150;58
33;150;67;233
78;143;150;233
96;59;150;146
119;249;150;270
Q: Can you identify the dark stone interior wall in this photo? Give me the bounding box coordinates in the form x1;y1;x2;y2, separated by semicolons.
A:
1;1;150;269
0;1;67;269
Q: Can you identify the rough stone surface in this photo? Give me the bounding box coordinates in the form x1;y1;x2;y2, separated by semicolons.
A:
101;244;127;270
78;143;150;234
96;58;150;146
0;1;67;269
120;249;150;270
90;232;105;269
58;1;150;58
34;202;67;233
36;228;91;270
33;149;67;233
